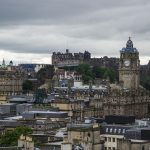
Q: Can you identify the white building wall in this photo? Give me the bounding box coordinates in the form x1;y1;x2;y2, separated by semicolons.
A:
100;134;124;150
61;143;72;150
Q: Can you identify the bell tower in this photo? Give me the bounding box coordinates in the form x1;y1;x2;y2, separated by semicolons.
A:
119;38;140;89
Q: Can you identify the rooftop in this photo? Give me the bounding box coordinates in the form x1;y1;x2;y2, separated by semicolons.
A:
120;38;138;53
67;123;99;131
101;124;133;135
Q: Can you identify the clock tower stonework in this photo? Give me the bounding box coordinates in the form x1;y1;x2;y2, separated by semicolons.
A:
119;38;140;89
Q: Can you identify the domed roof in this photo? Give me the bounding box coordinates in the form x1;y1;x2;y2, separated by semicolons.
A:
10;60;13;64
120;37;138;53
126;37;133;48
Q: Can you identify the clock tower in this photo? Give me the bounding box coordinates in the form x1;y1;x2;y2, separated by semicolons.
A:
119;38;140;89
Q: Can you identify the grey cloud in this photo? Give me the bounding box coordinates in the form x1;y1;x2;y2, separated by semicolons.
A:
0;0;150;63
0;0;148;26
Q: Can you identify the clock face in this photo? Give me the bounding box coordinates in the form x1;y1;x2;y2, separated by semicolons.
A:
124;60;130;66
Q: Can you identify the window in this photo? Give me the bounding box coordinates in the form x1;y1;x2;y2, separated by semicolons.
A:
88;133;90;137
113;148;115;150
118;129;121;134
108;138;111;142
113;138;115;142
106;128;108;133
123;129;126;134
110;128;113;133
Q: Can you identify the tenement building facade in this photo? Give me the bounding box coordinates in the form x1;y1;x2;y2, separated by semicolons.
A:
0;60;23;96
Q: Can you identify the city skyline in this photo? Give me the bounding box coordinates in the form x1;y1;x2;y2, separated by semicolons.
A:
0;0;150;64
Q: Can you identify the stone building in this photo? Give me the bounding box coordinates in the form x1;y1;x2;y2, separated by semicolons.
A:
61;123;103;150
99;38;149;118
117;126;150;150
87;56;119;70
52;49;91;67
51;88;149;120
52;49;119;69
50;85;108;121
103;88;149;118
18;135;34;150
50;38;150;119
117;139;150;150
119;37;140;89
0;77;23;96
0;60;23;96
51;86;149;120
100;124;133;150
104;38;149;118
95;38;149;118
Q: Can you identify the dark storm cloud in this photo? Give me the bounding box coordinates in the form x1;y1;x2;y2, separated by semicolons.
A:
0;0;150;61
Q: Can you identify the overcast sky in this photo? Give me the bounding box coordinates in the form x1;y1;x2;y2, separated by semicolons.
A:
0;0;150;65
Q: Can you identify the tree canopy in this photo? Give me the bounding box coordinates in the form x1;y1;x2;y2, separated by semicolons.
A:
0;126;32;146
76;64;94;84
75;64;118;84
22;80;34;93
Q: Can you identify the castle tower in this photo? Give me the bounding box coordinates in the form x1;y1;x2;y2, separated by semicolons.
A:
119;38;140;89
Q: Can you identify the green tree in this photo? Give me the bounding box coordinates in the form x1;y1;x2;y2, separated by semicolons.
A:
92;66;117;83
0;126;32;146
22;80;34;94
104;68;117;82
76;64;117;84
93;66;105;78
76;64;94;84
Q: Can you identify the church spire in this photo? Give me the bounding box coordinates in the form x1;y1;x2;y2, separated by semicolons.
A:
2;58;5;67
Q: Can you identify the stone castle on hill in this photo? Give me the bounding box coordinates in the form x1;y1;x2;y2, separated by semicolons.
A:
52;49;119;70
52;45;150;74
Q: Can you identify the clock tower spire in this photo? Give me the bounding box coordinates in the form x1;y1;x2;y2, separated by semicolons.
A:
119;38;140;89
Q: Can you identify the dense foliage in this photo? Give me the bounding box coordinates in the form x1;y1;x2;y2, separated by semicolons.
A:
76;64;94;84
92;66;118;82
0;126;32;146
75;64;118;84
141;80;150;91
22;80;34;93
140;76;150;91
